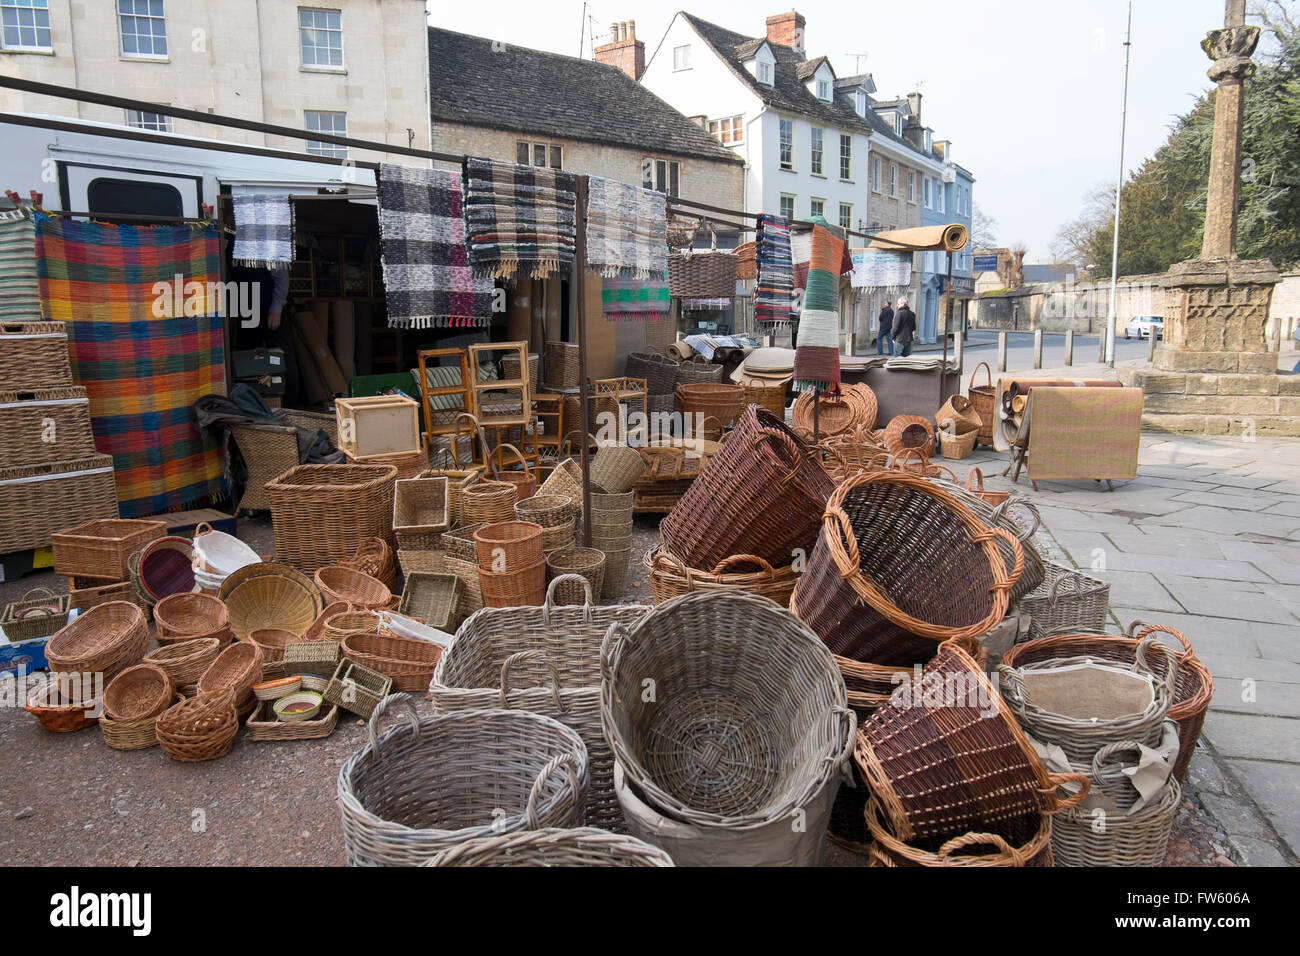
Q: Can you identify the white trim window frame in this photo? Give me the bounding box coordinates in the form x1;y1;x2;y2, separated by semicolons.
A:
838;202;852;231
305;109;348;158
125;109;172;131
778;117;794;171
117;0;167;60
672;44;691;71
1;0;52;52
809;126;823;176
779;193;795;220
889;163;897;198
299;6;343;71
839;133;852;182
757;60;773;85
871;156;880;192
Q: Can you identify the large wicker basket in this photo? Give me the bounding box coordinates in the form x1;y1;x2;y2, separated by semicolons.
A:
265;464;398;572
44;601;149;682
340;631;443;693
625;351;680;395
425;827;675;867
968;361;996;447
675;383;744;430
660;406;836;571
1021;561;1111;641
791;471;1023;668
673;361;724;386
866;799;1054;867
217;562;323;642
51;518;166;581
644;547;799;608
337;695;590;866
929;482;1045;603
667;251;738;299
854;640;1089;844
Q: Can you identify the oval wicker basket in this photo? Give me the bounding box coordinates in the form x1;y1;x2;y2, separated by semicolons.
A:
866;799;1054;867
514;494;574;529
644;546;799;608
425;827;675;867
313;565;392;610
45;600;149;681
103;663;173;722
155;691;239;762
24;681;101;733
217;562;323;642
143;637;222;692
196;641;264;711
249;627;305;665
340;631;443;693
323;608;384;642
337;695;590;866
675;383;744;429
153;592;231;646
340;537;397;591
100;693;183;751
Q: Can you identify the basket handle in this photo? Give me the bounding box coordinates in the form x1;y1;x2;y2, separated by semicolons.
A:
1134;633;1179;703
992;497;1041;542
936;831;1020;863
927;462;958;485
488;442;533;481
823;505;861;577
711;553;776;578
996;663;1027;706
193;521;214;538
600;620;631;685
19;586;58;604
498;650;564;713
524;752;583;830
827;705;858;768
969;361;992;390
1124;619;1195;663
751;423;803;484
1044;772;1092;811
365;692;421;753
1091;739;1151;779
1044;567;1087;606
966;467;986;493
543;574;594;625
975;526;1024;594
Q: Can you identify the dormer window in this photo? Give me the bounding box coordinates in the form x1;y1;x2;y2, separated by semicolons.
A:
855;92;867;116
816;79;830;101
757;60;773;85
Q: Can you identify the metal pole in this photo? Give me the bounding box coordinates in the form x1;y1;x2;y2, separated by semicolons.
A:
1105;2;1133;368
940;251;953;404
573;175;593;548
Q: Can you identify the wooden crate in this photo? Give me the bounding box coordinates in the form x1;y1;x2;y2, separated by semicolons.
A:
335;395;421;460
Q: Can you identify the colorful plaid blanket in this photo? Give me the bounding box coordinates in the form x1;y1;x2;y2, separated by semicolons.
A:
232;190;294;268
586;175;667;280
35;217;227;516
378;163;496;329
463;158;577;280
793;218;851;392
755;214;795;329
602;277;670;321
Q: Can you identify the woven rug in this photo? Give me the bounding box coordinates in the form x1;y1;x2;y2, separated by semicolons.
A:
463;157;577;280
231;191;294;268
35;217;227;517
378;163;496;329
586;175;667;280
793;218;851;392
0;212;41;320
602;277;670;321
755;214;795;330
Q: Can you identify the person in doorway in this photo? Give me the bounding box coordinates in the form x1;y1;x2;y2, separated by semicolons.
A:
877;301;894;356
893;297;917;357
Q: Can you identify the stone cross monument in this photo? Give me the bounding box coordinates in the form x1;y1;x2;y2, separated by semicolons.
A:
1120;0;1294;435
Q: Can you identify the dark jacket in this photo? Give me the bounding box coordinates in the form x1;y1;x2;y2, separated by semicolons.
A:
878;306;894;333
893;307;917;344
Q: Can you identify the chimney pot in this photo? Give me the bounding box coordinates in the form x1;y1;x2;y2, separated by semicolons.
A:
765;10;806;56
594;16;646;80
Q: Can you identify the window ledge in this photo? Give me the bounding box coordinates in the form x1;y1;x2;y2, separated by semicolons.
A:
119;54;170;64
301;65;347;75
777;166;797;174
0;46;55;56
809;172;826;179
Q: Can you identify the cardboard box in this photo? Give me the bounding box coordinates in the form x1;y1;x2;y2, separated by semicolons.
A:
0;635;49;675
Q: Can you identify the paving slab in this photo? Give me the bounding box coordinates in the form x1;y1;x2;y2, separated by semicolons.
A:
1171;490;1283;512
1160;576;1299;624
1202;713;1300;763
1209;680;1300;719
1099;550;1274;583
1221;760;1300;855
1105;529;1226;559
1198;652;1300;684
1091;568;1184;611
1145;504;1300;538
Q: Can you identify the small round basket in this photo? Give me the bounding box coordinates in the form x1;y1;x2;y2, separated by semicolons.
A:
153;593;231;645
249;628;304;665
103;663;173;722
881;414;936;459
313;566;392;610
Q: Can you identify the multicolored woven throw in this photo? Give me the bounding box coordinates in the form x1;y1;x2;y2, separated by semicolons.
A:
586;175;667;280
463;157;577;280
793;217;851;392
378;163;496;329
34;217;227;516
755;214;795;330
602;277;670;321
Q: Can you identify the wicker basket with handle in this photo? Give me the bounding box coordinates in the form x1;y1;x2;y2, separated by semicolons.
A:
644;546;799;608
967;362;996;447
425;827;674;867
1020;561;1110;641
51;518;166;580
264;464;397;573
667;251;738;299
625;351;679;395
674;383;744;429
1;587;70;642
337;694;590;866
866;798;1054;867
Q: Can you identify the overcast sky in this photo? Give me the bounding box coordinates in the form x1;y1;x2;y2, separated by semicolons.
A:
430;0;1230;261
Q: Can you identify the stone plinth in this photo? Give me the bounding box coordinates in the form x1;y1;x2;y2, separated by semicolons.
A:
1159;258;1279;357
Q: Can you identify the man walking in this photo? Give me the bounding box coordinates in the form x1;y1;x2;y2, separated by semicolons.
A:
876;300;894;356
893;297;917;357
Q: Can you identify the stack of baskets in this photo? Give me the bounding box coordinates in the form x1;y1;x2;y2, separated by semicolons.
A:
588;491;634;599
625;351;679;420
143;637;222;698
191;522;261;594
152;592;232;648
935;394;982;460
600;591;855;865
99;663;174;750
43;600;150;687
514;494;575;555
473;520;546;607
51;518;166;613
392;476;450;575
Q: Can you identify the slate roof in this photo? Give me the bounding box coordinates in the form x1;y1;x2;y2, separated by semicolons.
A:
426;27;742;165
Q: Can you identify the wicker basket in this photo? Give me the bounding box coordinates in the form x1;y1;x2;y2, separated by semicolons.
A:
967;361;996;447
514;495;573;530
589;443;647;495
340;536;397;592
323;608;383;642
537;458;584;513
741;379;787;418
660;406;835;571
425;827;675;867
938;425;979;460
601;590;854;832
734;240;757;280
313;566;392;610
673;361;724;386
51;518;166;580
217;562;323;642
265;464;398;573
0;320;72;389
337;694;590;866
323;658;393;719
1050;739;1180;867
144;637;222;693
487;444;538;502
545;341;580;390
156;691;240;762
0;386;95;468
45;601;149;682
0;454;118;553
425;456;481;526
545;548;606;605
196;640;264;715
479;558;547;608
246;698;339;742
100;695;182;750
249;627;305;666
1021;561;1111;641
625;351;679;395
153;592;231;644
103;663;172;721
460;479;519;526
866;799;1054;867
24;681;100;733
667;251;738;299
473;520;544;573
998;634;1177;766
881;414;936;459
431;576;650;829
932;484;1045;603
1;587;70;641
341;631;443;693
792;471;1023;668
645;547;799;608
393;477;450;551
965;467;1010;507
855;640;1089;843
133;535;197;603
792;384;878;437
280;639;343;678
399;572;461;632
675;383;744;430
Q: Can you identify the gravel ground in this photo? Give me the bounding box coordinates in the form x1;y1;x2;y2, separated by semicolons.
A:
0;513;1235;866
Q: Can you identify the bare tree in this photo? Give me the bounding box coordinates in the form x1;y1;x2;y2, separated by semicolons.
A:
970;204;999;251
1050;183;1114;275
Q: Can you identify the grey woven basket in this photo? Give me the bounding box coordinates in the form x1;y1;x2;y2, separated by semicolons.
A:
429;576;650;830
423;826;674;866
338;695;589;866
1020;561;1110;641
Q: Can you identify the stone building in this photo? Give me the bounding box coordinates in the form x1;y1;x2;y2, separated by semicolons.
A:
0;0;430;164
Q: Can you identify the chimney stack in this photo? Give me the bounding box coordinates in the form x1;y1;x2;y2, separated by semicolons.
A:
907;91;923;122
766;10;805;57
595;19;646;80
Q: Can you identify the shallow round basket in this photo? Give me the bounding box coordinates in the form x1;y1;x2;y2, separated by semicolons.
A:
24;682;100;733
100;695;182;751
153;592;230;639
323;608;383;642
424;827;675;867
249;627;305;665
218;562;323;642
273;690;323;722
155;692;239;762
313;566;392;610
600;589;854;828
44;600;149;681
103;663;173;722
253;675;302;701
337;695;590;866
514;495;573;529
136;535;196;601
143;637;222;689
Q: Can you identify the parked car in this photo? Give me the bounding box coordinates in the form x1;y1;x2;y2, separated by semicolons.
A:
1125;315;1165;340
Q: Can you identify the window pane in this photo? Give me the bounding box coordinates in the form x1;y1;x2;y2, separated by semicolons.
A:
533;144;545;166
516;142;529;164
549;146;562;169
